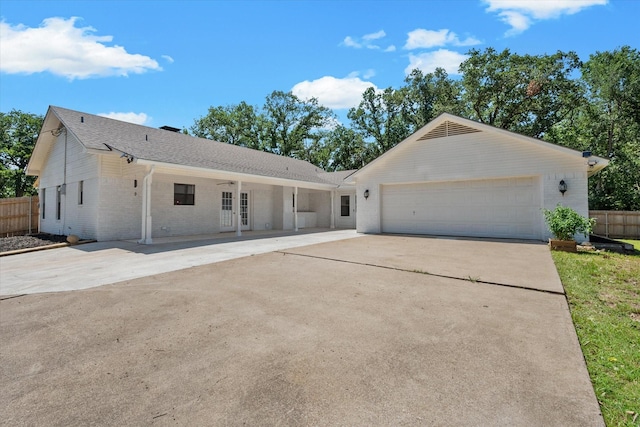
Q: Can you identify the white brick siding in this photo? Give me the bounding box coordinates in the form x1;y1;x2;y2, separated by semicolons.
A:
355;131;592;240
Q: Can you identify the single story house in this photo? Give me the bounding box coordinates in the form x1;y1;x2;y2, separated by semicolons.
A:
27;107;607;243
27;106;356;243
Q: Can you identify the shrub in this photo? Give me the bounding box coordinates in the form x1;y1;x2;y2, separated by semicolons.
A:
543;205;595;241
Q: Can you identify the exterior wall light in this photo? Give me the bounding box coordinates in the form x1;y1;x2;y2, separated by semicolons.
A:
364;189;370;199
558;180;567;196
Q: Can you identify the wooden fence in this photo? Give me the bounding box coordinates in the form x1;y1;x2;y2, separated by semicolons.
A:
590;210;640;239
0;196;39;236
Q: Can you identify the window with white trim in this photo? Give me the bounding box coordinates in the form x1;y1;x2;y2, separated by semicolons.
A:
41;188;46;219
56;186;62;220
174;183;195;205
341;195;350;217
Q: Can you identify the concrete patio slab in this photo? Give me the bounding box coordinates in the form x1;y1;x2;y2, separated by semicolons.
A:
1;243;603;426
0;229;360;296
283;234;564;293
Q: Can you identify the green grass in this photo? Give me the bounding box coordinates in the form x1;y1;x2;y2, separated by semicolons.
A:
551;247;640;426
620;239;640;250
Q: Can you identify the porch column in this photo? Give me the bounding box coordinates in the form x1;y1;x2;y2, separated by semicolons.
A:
330;190;335;229
236;180;242;237
140;165;154;244
294;186;298;232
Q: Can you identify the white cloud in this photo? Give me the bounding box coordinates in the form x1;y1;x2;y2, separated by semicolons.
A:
342;36;361;48
292;75;379;109
405;49;468;76
499;11;531;36
404;29;481;49
98;112;150;125
341;30;394;52
0;17;161;79
362;30;386;41
161;55;174;63
362;69;376;79
484;0;607;35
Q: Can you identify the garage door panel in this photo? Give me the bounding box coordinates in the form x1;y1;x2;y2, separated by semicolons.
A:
381;177;541;239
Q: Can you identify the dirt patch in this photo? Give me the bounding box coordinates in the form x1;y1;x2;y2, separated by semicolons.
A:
0;233;67;253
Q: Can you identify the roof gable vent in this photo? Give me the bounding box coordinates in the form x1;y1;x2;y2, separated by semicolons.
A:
417;121;481;141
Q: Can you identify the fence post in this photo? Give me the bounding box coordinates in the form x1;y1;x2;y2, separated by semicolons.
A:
605;212;609;237
28;196;32;235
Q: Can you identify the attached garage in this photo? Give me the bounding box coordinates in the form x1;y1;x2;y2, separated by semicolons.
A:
350;113;608;241
381;177;541;239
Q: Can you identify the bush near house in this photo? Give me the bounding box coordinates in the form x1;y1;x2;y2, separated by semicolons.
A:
543;205;595;241
552;244;640;426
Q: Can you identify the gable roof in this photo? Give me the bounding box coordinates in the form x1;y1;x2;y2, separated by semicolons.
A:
318;169;357;186
28;106;338;187
348;113;609;181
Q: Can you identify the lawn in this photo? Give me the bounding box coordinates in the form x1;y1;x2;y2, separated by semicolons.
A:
551;240;640;427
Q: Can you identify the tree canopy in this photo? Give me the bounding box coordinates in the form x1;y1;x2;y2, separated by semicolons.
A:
0;109;43;198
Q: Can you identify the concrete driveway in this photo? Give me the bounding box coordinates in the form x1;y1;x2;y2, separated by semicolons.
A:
0;229;361;295
0;234;603;426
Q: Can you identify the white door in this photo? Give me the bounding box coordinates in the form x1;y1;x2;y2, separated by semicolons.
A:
240;192;250;231
381;177;541;239
220;191;234;231
220;191;250;232
336;193;356;229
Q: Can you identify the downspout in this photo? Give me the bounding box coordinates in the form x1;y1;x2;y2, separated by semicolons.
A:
139;165;155;244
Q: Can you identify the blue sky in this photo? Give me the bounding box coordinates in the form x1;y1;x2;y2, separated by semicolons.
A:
0;0;636;130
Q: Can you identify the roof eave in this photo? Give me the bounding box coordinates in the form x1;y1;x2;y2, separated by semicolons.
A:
135;159;337;190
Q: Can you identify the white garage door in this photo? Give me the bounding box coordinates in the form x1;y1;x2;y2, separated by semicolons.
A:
381;177;541;239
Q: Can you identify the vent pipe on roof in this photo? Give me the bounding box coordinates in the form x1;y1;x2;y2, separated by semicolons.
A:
81;116;84;123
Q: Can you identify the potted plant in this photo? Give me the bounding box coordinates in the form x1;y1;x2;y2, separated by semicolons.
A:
543;205;595;252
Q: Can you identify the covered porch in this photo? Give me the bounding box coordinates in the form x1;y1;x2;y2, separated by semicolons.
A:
133;161;352;244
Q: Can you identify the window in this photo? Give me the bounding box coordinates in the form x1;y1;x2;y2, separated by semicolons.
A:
341;195;350;217
174;183;195;205
41;188;46;219
56;186;62;220
78;181;84;205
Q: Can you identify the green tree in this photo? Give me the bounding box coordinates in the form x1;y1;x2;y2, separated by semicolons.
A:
580;46;640;210
324;125;367;171
459;48;583;137
191;101;263;150
402;68;464;131
261;91;335;158
347;86;411;162
0;110;43;198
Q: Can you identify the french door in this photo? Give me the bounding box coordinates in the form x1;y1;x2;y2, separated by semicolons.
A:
220;191;250;231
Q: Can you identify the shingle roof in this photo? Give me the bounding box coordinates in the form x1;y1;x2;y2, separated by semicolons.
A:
50;106;338;186
318;170;357;185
